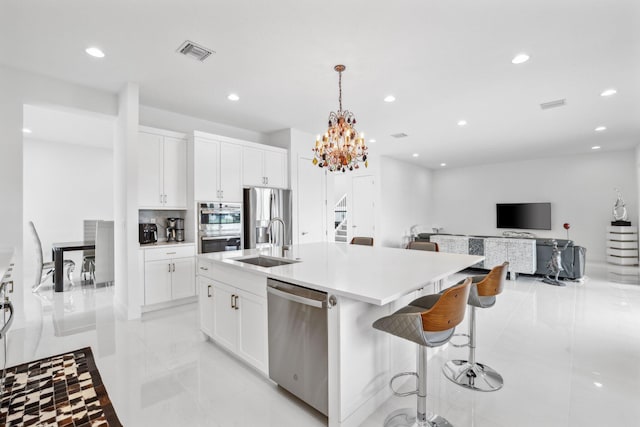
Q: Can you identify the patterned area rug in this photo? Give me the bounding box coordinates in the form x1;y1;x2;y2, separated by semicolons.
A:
0;347;122;426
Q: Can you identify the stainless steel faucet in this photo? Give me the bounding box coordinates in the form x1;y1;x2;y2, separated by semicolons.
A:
268;217;288;257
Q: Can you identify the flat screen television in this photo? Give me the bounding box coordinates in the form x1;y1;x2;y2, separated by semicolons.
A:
496;202;551;230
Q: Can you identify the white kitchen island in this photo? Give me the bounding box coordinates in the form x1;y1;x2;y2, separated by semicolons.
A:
197;242;483;427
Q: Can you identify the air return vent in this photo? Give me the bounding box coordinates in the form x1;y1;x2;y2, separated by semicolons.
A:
540;99;566;110
391;132;408;138
177;40;215;62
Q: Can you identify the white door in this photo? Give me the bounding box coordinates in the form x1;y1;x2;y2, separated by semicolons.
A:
297;156;326;244
235;289;268;373
212;281;238;352
144;260;172;305
171;257;195;299
162;136;187;208
193;138;220;201
263;150;287;188
198;276;215;337
138;132;163;207
242;147;264;187
352;175;375;242
219;142;243;201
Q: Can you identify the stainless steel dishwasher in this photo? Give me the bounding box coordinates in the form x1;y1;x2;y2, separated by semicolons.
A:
267;278;329;416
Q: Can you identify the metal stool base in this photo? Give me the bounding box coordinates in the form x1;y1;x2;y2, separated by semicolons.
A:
443;360;503;392
384;408;454;427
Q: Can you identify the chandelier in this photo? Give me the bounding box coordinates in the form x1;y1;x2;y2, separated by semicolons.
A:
312;65;368;172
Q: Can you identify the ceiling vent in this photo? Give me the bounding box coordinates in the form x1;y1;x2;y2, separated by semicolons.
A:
177;40;215;62
391;132;409;139
540;99;566;110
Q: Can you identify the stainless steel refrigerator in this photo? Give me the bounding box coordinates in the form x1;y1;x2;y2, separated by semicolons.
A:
243;187;292;249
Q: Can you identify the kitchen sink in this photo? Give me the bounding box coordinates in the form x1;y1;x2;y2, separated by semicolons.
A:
233;256;300;268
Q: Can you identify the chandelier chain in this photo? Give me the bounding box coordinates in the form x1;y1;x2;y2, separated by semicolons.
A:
338;69;342;112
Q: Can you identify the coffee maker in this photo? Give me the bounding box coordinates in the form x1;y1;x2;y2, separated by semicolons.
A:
166;218;185;242
139;223;158;244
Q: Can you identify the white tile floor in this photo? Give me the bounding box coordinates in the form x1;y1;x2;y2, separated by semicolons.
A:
5;263;640;426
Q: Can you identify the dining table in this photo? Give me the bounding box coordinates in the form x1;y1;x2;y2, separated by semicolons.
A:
51;241;95;292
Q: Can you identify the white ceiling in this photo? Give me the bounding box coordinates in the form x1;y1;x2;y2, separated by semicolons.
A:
3;0;639;168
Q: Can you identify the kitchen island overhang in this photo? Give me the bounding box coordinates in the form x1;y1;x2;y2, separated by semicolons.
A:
198;242;483;427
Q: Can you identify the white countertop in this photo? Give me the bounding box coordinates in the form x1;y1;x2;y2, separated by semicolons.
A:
199;242;484;305
139;241;195;249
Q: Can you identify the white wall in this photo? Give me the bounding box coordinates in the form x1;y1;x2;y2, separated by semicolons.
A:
0;64;117;330
378;156;433;248
23;139;114;280
140;105;269;145
431;150;638;262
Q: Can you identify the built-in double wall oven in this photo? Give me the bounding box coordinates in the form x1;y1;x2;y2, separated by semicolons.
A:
198;202;242;253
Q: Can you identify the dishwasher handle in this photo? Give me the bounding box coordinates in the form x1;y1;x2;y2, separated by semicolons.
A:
267;285;326;309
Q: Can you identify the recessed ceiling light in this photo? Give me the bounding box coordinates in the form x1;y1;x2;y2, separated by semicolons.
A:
384;95;396;103
595;126;607;132
594;382;603;388
457;120;467;127
511;53;530;64
592;146;601;150
412;153;419;158
440;163;447;167
22;128;32;134
600;88;617;97
85;47;105;58
368;139;376;143
227;93;240;101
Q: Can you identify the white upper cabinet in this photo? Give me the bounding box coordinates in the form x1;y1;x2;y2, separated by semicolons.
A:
263;150;287;188
242;146;287;188
193;137;243;202
138;128;187;209
219;142;243;201
162;136;188;208
138;132;163;207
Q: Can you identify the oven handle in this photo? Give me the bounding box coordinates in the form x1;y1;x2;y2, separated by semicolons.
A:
201;236;241;241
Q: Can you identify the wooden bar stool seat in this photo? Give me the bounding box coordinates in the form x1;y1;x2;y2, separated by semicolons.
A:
413;262;508;392
373;277;471;427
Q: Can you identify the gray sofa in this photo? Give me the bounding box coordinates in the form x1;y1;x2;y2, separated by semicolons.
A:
535;239;586;279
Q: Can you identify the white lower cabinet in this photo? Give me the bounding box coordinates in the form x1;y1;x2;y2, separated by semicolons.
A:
143;245;196;306
198;276;215;338
198;262;268;374
144;259;173;305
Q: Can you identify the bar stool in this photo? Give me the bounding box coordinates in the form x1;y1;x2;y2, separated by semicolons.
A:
438;262;508;392
373;277;471;427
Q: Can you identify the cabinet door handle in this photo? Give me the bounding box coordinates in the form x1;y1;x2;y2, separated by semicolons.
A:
233;295;239;310
172;263;176;272
164;194;167;203
160;194;163;204
266;177;269;185
231;294;236;309
301;231;308;235
220;190;224;199
207;285;212;298
199;266;209;271
166;252;177;255
168;263;171;273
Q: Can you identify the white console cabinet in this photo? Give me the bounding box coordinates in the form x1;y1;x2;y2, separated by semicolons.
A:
431;235;536;277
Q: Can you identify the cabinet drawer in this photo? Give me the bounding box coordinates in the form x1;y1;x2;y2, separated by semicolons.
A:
145;245;195;261
197;258;215;278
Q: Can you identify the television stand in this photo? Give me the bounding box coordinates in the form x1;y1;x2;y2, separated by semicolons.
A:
501;230;536;239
